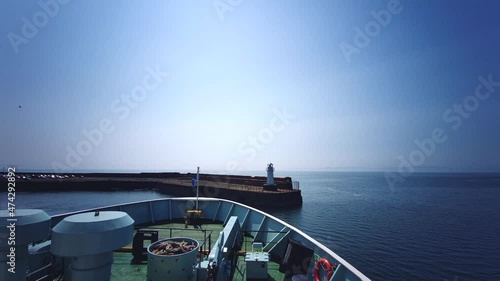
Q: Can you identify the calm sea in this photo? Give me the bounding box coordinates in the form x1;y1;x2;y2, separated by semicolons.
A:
2;172;499;281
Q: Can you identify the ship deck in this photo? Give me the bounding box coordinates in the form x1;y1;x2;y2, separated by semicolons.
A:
111;222;286;281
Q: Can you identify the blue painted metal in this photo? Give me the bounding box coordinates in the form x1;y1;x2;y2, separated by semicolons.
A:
265;227;290;253
213;201;222;222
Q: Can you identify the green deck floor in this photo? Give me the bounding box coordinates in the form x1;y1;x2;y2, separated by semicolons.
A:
110;223;285;281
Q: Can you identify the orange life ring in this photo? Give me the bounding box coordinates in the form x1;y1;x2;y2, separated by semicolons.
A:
313;258;334;281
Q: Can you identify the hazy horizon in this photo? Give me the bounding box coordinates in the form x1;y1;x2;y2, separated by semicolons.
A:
2;1;500;174
3;164;500;174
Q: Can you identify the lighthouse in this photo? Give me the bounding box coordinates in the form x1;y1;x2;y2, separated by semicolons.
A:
264;163;277;190
266;163;275;185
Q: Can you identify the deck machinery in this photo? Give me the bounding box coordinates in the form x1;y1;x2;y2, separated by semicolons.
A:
0;198;371;281
195;216;243;281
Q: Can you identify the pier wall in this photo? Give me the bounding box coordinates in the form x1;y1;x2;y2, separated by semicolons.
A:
11;174;302;208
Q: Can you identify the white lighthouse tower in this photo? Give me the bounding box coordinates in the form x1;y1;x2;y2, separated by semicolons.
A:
266;163;275;185
264;163;277;190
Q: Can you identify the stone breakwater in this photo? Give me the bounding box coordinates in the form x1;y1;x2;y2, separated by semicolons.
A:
6;172;302;208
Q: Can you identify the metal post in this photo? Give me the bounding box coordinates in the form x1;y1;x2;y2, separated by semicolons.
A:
196;167;200;210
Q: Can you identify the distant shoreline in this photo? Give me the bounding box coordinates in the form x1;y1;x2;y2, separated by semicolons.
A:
2;169;498;175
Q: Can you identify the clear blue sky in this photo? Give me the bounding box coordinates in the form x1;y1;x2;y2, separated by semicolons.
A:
1;0;500;173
